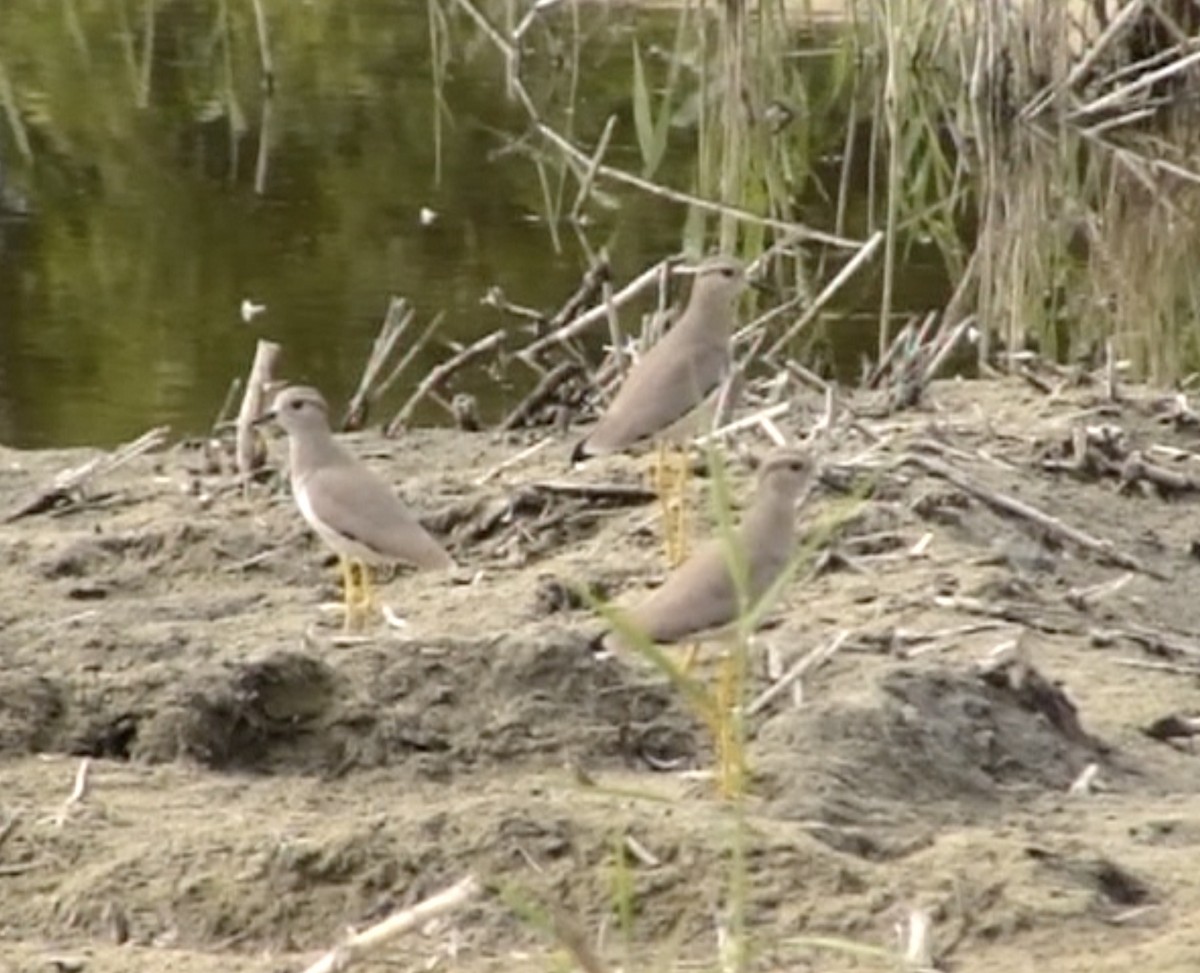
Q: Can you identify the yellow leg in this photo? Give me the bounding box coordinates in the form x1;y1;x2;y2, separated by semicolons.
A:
356;561;378;620
655;445;692;675
340;559;357;633
653;444;691;569
339;558;377;633
674;645;747;798
338;556;357;632
713;648;746;798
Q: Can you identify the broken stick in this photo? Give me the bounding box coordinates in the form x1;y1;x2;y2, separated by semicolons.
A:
517;259;673;364
4;426;170;523
386;329;506;435
342;297;414;431
235;338;281;481
299;874;482;973
500;360;582;431
906;449;1162;578
528;480;657;504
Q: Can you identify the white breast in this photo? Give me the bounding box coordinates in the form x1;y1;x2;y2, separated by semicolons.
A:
293;479;384;563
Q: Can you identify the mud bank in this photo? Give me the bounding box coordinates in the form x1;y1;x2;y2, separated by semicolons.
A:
3;376;1200;972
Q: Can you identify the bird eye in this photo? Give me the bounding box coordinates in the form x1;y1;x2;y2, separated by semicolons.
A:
290;400;303;410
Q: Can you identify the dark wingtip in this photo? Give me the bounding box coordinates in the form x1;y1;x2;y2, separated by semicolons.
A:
587;629;614;658
570;439;592;466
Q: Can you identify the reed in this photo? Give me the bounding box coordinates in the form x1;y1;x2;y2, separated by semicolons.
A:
849;0;1200;379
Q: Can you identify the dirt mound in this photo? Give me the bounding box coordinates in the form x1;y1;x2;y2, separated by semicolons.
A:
131;635;697;776
0;635;699;780
758;662;1106;834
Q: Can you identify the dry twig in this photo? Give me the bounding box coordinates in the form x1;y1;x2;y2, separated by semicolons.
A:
747;630;849;717
388;330;506;434
0;811;21;854
343;297;414;431
299;874;482;973
763;230;884;359
527;480;656;504
501;360;582;431
519;260;672;363
906;449;1162;577
50;758;91;827
475;436;554;486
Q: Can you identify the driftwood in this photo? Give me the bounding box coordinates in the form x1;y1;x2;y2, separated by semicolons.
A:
375;311;445;408
481;286;546;328
601;274;627;379
694;402;790;447
235;339;281;480
1119;450;1200;496
387;329;506;435
1040;424;1200;497
4;426;170;523
570;115;618;221
1096;623;1200;661
1153;392;1200;428
867;318;916;389
474;436;554;485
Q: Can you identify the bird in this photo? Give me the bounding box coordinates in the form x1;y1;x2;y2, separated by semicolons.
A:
259;385;454;630
571;254;747;463
571;254;748;567
598;448;814;652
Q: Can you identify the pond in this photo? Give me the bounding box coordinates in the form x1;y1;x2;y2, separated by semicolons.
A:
0;0;947;448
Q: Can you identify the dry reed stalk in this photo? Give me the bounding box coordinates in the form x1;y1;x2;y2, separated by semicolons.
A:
518;259;674;362
762;231;884;359
343;297;415;430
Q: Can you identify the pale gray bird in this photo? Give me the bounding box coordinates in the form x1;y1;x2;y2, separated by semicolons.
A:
600;449;813;650
571;255;747;462
261;386;454;627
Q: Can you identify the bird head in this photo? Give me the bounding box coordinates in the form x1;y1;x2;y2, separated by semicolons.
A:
258;386;332;436
757;448;814;504
684;255;747;314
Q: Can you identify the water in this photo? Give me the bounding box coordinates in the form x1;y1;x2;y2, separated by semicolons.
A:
0;1;943;448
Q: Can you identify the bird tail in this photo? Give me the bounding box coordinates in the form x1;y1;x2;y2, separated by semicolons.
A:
569;439;592;465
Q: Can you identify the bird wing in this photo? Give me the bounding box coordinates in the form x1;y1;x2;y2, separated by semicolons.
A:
583;328;729;454
301;463;454;569
621;537;744;644
619;493;797;646
740;495;795;601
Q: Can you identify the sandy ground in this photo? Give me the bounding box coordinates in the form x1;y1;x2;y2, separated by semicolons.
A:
4;375;1200;972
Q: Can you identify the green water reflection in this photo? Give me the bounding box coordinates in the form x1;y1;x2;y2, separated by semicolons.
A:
0;0;943;448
